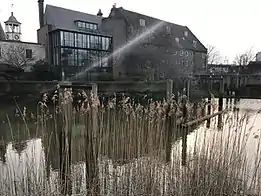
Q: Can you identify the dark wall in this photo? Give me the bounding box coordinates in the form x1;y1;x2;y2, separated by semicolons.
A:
102;18;127;79
102;11;206;83
37;25;52;64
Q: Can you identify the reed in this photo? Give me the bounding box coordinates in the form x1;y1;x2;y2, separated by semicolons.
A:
0;89;260;195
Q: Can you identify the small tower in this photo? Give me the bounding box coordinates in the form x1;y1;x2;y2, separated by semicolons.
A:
4;12;22;41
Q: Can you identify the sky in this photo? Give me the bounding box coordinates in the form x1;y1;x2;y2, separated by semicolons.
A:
0;0;261;62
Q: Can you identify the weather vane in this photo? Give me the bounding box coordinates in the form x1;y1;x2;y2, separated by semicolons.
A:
11;3;14;14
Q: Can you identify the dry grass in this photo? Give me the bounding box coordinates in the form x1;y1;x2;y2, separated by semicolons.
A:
0;88;260;195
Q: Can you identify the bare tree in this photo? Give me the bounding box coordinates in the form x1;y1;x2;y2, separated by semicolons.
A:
0;44;35;70
233;48;255;66
207;45;223;64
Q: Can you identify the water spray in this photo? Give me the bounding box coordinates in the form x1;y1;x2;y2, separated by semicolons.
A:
69;21;165;81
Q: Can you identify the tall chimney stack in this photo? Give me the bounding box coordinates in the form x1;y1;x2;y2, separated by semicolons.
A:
38;0;44;28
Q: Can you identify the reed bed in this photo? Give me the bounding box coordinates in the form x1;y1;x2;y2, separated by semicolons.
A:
0;88;260;195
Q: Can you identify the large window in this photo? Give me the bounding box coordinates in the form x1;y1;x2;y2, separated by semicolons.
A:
52;30;112;68
59;48;110;67
60;31;111;50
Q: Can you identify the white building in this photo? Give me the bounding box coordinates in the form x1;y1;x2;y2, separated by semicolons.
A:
0;12;46;72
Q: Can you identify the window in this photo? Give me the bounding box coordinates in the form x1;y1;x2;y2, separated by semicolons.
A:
76;21;98;32
82;34;87;48
180;50;184;56
185;51;189;57
185;60;189;67
95;36;102;49
193;40;197;47
139;19;146;27
56;30;112;68
184;31;188;37
166;26;171;34
63;31;74;47
102;37;110;50
175;37;179;43
26;49;32;59
89;35;95;49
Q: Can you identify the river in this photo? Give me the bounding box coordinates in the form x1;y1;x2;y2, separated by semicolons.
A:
0;98;260;195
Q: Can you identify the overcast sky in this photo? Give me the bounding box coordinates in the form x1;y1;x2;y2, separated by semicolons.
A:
0;0;260;62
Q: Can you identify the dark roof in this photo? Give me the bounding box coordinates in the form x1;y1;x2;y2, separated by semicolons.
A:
4;12;21;25
109;7;207;52
0;23;5;40
44;4;103;32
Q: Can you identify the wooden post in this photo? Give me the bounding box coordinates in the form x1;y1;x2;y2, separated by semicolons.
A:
226;91;229;109
85;83;99;195
166;79;173;102
206;79;211;128
229;91;233;105
58;86;72;195
187;77;191;98
165;105;172;163
218;78;224;128
181;126;188;166
181;99;188;166
91;83;98;97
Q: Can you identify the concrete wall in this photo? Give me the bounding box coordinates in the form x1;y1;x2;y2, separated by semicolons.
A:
0;40;46;71
102;18;127;79
37;25;52;64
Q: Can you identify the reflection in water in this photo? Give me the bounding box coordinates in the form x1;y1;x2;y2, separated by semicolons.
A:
185;99;261;191
0;99;261;195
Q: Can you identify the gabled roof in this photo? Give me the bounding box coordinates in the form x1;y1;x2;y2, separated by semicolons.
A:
0;23;5;40
44;4;103;32
108;7;207;52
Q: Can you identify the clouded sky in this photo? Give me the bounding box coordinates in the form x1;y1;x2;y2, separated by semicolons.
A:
1;0;260;62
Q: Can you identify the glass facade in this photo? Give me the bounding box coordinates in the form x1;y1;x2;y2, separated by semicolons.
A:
51;30;112;68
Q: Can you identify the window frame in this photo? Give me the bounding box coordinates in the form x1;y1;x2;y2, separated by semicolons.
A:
75;21;98;32
25;49;33;59
139;19;146;27
165;26;171;34
193;40;197;47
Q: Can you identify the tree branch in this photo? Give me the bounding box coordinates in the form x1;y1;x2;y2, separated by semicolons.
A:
0;44;36;69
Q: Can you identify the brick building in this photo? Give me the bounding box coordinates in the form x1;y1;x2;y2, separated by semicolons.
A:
102;5;207;82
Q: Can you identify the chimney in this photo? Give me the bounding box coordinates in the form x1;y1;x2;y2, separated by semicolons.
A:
110;3;117;16
38;0;44;28
97;9;103;17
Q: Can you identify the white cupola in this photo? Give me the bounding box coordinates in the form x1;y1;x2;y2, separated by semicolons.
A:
4;12;22;41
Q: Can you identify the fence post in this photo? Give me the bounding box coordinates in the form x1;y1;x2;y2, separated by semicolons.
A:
218;77;224;128
206;79;211;128
57;86;72;195
166;79;173;102
91;83;98;97
181;98;188;166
